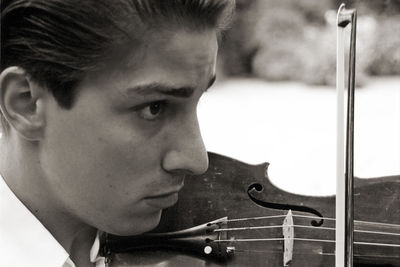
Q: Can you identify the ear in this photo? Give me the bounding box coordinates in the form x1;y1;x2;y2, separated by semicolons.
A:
0;67;46;140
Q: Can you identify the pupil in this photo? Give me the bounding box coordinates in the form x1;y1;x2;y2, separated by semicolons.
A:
150;103;160;115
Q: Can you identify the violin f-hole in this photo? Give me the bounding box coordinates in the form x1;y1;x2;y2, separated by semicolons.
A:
247;183;324;227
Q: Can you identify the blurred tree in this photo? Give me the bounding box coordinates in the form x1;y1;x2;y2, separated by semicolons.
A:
219;0;400;85
366;15;400;75
331;0;400;15
219;0;259;76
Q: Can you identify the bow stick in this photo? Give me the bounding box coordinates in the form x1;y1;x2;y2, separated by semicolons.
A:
336;3;357;267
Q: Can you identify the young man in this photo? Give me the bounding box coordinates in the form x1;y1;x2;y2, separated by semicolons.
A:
0;0;234;266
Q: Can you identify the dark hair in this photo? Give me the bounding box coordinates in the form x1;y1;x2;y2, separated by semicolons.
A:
0;0;234;134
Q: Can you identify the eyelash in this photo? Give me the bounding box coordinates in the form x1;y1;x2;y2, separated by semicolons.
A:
136;101;167;121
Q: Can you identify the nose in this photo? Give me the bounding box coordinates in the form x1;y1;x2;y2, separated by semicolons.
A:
162;116;209;175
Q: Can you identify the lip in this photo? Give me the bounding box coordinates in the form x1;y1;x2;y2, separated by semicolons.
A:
144;187;183;210
144;192;179;210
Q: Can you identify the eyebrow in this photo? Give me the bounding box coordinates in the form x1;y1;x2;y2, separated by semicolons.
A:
127;74;217;98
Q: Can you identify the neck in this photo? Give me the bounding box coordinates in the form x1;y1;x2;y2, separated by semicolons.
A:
0;137;97;265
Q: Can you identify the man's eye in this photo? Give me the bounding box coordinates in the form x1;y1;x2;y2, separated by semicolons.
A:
137;101;166;120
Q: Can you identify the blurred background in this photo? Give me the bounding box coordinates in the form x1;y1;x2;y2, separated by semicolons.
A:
198;0;400;195
218;0;400;84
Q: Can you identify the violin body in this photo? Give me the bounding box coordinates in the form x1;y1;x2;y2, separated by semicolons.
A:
105;152;400;266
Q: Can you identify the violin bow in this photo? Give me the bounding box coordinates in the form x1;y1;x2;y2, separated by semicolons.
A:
336;3;357;267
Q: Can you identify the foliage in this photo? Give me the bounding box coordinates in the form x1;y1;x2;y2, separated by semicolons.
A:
366;15;400;76
219;0;400;85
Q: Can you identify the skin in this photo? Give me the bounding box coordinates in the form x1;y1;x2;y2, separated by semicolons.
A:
0;28;218;266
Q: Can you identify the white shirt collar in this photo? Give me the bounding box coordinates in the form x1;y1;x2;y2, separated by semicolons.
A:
0;174;104;267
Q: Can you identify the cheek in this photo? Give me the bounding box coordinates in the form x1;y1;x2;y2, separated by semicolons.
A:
40;108;163;217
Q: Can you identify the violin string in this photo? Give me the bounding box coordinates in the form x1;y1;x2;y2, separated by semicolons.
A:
292;214;335;222
225;214;287;222
225;214;400;228
214;238;334;243
214;225;282;231
213;238;400;247
355;241;400;248
353;220;400;227
293;214;400;228
214;224;400;236
354;229;400;236
233;250;400;259
233;248;334;255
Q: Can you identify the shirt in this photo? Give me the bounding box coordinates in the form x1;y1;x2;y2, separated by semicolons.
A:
0;174;105;267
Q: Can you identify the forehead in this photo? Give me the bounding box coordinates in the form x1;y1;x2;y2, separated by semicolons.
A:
133;29;218;80
154;29;218;65
79;28;218;95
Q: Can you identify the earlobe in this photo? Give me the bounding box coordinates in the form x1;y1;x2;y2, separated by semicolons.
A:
0;67;46;140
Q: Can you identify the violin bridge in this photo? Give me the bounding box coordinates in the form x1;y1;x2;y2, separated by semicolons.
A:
283;210;294;266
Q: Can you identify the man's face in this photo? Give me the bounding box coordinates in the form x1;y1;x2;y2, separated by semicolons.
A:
39;29;217;235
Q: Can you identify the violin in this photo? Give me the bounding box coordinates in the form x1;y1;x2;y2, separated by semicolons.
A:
101;152;400;266
100;4;400;266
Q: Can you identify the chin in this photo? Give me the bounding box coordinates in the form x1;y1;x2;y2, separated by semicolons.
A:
108;210;162;236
